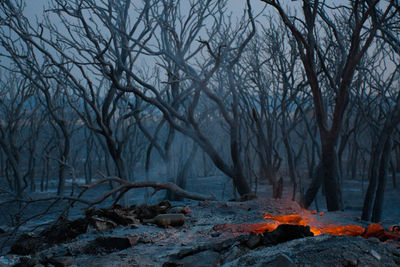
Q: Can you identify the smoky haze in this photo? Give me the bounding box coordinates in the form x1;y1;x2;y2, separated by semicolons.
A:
0;2;399;256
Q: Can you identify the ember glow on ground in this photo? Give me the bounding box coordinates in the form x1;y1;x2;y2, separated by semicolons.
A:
215;209;400;241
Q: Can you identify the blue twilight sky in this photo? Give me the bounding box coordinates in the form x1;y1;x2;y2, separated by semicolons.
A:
24;0;269;21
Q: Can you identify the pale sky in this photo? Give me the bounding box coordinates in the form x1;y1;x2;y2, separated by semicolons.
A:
24;0;268;21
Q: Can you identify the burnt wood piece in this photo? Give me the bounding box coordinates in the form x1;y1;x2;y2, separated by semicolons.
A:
9;218;90;255
266;224;313;244
41;217;89;244
9;234;46;255
85;207;136;226
246;224;314;248
166;224;313;266
84;200;172;225
9;201;174;255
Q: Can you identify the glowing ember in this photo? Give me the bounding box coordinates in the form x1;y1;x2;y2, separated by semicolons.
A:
259;211;365;236
390;225;400;233
364;223;385;237
214;209;400;241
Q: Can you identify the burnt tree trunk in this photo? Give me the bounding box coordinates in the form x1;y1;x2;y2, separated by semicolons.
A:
260;0;392;211
231;139;251;196
302;162;323;209
362;133;391;221
391;159;397;188
321;142;343;211
272;176;283;199
252;108;279;197
282;135;298;201
57;127;70;196
0;140;24;198
370;138;392;222
104;135;130;206
170;142;198;201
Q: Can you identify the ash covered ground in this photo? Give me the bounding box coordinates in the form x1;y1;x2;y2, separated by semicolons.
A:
0;176;399;266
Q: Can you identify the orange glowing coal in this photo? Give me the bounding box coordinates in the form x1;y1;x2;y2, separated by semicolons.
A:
214;209;400;241
260;212;366;236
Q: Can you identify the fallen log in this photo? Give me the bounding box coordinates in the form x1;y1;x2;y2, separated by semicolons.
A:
85;200;172;226
78;176;216;206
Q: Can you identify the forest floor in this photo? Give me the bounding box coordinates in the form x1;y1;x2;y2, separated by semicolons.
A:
0;176;399;266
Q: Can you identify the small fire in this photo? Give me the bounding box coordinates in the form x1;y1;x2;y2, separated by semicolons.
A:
260;212;366;236
214;209;400;241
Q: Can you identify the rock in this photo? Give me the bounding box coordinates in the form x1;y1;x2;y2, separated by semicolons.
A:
343;252;358;266
164;250;220;267
47;256;74;267
12;257;37;267
83;236;133;254
0;227;5;234
169;206;192;215
222;245;243;263
0;256;14;266
370;249;381;261
182;206;192;214
9;234;46;255
40;218;89;244
127;234;140;246
264;254;294;267
143;214;185;227
90;216;118;232
211;232;220;237
246;233;261;249
393;254;400;266
130;223;140;229
266;254;295;267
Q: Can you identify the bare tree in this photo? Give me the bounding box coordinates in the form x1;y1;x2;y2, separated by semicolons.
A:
103;0;257;196
0;0;216;205
240;18;308;200
359;44;400;222
0;71;40;198
260;0;396;211
34;73;79;196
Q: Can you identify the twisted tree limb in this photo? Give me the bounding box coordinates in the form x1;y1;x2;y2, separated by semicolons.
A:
78;176;216;207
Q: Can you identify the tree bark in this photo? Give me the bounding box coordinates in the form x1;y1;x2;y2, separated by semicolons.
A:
371;138;392;222
321;141;343;211
282;135;298;201
362;133;389;221
80;177;216;206
302;162;323;209
391;159;397;188
170;142;198;201
57;131;70;196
